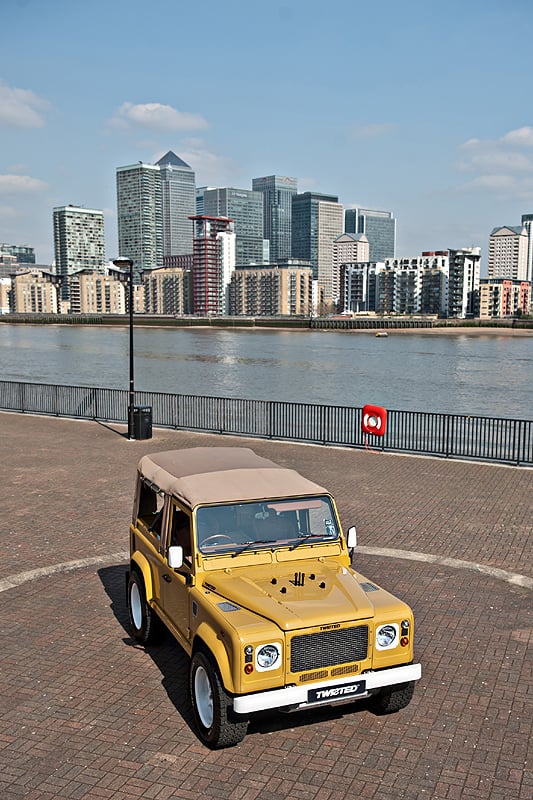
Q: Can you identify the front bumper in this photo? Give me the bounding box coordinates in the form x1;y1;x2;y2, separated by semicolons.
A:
233;662;421;715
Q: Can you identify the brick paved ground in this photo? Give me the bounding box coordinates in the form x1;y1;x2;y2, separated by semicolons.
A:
0;412;531;800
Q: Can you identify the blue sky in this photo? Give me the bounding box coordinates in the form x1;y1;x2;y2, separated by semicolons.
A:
2;0;533;271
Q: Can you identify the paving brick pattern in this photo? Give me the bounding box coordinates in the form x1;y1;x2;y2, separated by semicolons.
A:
0;413;531;799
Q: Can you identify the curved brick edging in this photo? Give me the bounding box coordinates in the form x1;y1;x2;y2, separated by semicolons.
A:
2;547;530;594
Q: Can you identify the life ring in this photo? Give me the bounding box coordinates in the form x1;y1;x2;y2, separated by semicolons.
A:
361;404;387;436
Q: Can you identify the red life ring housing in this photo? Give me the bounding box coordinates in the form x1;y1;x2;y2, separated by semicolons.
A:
361;404;387;437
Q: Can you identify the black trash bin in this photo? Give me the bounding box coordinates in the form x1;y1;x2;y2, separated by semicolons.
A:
133;405;152;440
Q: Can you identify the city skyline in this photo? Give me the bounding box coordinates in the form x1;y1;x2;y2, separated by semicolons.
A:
2;0;533;268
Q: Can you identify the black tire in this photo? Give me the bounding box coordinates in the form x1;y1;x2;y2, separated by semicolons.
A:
369;680;415;715
189;651;248;748
127;569;162;645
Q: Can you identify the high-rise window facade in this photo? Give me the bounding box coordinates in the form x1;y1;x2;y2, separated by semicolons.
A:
202;188;263;265
488;226;528;281
252;175;297;262
345;208;396;262
190;216;236;315
521;213;533;283
116;163;162;282
292;192;343;304
447;248;481;318
53;205;105;296
156;151;195;257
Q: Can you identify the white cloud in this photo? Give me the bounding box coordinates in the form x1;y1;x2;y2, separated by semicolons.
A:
0;82;49;128
176;141;240;186
501;126;533;147
456;125;533;196
351;122;397;139
460;150;533;173
0;174;48;193
467;175;517;190
110;102;208;132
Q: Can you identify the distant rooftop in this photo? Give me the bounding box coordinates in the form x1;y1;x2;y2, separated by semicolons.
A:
156;151;192;170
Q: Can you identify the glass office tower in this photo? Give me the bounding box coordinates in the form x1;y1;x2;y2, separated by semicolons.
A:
202;188;263;265
252;175;297;262
116;162;163;282
345;208;396;263
156;151;195;257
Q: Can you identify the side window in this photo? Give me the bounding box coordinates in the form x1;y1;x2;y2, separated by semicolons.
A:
170;505;192;565
137;480;165;540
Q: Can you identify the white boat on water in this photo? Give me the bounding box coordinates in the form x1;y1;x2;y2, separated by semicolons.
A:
375;331;389;337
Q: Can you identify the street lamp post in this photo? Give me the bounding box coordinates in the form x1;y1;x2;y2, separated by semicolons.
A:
113;257;135;439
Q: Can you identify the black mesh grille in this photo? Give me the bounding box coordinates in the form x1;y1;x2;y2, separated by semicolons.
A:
290;625;368;673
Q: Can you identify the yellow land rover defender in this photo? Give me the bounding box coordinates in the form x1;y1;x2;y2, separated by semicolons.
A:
127;447;421;748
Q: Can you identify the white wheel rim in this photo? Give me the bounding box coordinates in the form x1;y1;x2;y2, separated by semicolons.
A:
194;665;214;729
130;581;143;630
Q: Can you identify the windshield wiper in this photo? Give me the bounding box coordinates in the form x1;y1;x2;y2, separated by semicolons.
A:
290;534;330;550
231;540;276;556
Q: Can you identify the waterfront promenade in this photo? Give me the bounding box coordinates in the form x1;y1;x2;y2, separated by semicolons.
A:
0;412;531;799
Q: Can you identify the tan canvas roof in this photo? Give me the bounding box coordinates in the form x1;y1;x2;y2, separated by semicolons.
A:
137;447;328;508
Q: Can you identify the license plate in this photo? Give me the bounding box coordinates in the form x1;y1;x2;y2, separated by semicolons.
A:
307;680;366;703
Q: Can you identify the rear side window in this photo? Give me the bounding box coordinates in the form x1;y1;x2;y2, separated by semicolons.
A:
137;480;165;539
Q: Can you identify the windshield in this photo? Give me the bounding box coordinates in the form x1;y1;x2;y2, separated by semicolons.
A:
196;496;340;555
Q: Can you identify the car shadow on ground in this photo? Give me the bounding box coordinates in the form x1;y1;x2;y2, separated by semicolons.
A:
98;563;371;745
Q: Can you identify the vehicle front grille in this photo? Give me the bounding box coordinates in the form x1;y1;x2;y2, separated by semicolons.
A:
290;625;368;673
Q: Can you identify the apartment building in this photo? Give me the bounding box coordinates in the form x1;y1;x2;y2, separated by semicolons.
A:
10;270;62;313
479;278;531;318
229;260;313;317
53;205;105;295
447;247;481;318
488;226;528;280
341;253;452;316
332;233;369;306
143;266;193;315
0;243;35;264
0;278;11;314
190;216;236;315
116;162;163;281
69;270;126;314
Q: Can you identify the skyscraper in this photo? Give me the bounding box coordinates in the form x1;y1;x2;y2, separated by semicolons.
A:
291;192;344;305
156;151;195;257
488;226;528;281
345;208;396;262
116;162;162;281
202;188;263;265
521;213;533;283
252;175;297;261
190;215;236;315
53;205;105;295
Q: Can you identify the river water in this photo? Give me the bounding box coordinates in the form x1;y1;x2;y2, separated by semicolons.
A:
1;323;532;418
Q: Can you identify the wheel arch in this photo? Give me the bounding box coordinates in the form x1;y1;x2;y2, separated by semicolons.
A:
192;624;235;694
130;552;154;602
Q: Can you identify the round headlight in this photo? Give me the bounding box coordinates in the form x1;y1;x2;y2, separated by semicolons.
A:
376;624;397;649
256;644;280;669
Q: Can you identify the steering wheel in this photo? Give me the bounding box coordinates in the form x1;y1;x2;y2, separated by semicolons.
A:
201;534;233;546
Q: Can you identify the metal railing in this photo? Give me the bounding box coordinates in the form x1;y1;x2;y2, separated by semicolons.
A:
0;380;531;466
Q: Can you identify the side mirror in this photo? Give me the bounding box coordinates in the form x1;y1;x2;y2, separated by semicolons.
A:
346;526;357;549
168;545;184;569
